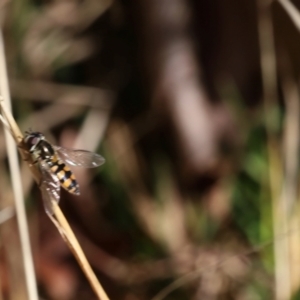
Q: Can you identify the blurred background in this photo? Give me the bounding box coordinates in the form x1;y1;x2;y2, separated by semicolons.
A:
1;0;300;299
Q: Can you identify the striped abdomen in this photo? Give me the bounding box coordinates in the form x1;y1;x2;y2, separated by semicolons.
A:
49;156;80;195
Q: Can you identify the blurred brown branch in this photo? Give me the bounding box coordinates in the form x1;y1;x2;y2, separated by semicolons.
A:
134;0;218;178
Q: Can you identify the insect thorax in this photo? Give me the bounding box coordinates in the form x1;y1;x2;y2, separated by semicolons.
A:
32;140;55;162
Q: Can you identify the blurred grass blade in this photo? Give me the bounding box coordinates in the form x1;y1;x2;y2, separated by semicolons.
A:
0;206;14;224
257;0;292;299
277;0;300;32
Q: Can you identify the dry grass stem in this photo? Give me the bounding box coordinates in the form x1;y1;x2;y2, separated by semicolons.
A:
0;160;29;299
0;100;110;300
0;27;38;300
51;204;109;300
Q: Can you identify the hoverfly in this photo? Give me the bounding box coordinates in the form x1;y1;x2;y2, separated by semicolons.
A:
24;131;105;214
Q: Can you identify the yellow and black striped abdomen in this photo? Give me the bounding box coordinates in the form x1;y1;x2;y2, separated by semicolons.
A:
49;156;80;195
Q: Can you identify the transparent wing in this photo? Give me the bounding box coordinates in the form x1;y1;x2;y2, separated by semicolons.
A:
54;146;105;168
39;163;61;215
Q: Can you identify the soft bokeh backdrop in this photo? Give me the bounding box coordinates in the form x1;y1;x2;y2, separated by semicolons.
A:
1;0;300;299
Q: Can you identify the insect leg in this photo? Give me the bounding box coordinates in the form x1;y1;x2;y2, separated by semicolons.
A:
22;157;39;167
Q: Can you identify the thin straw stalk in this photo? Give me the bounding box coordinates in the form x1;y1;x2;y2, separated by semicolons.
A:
0;99;110;300
0;28;38;300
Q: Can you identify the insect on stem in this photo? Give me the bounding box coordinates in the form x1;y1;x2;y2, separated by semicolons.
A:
0;99;110;300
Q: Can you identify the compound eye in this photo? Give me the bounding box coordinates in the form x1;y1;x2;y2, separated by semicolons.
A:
31;137;39;145
25;136;40;150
